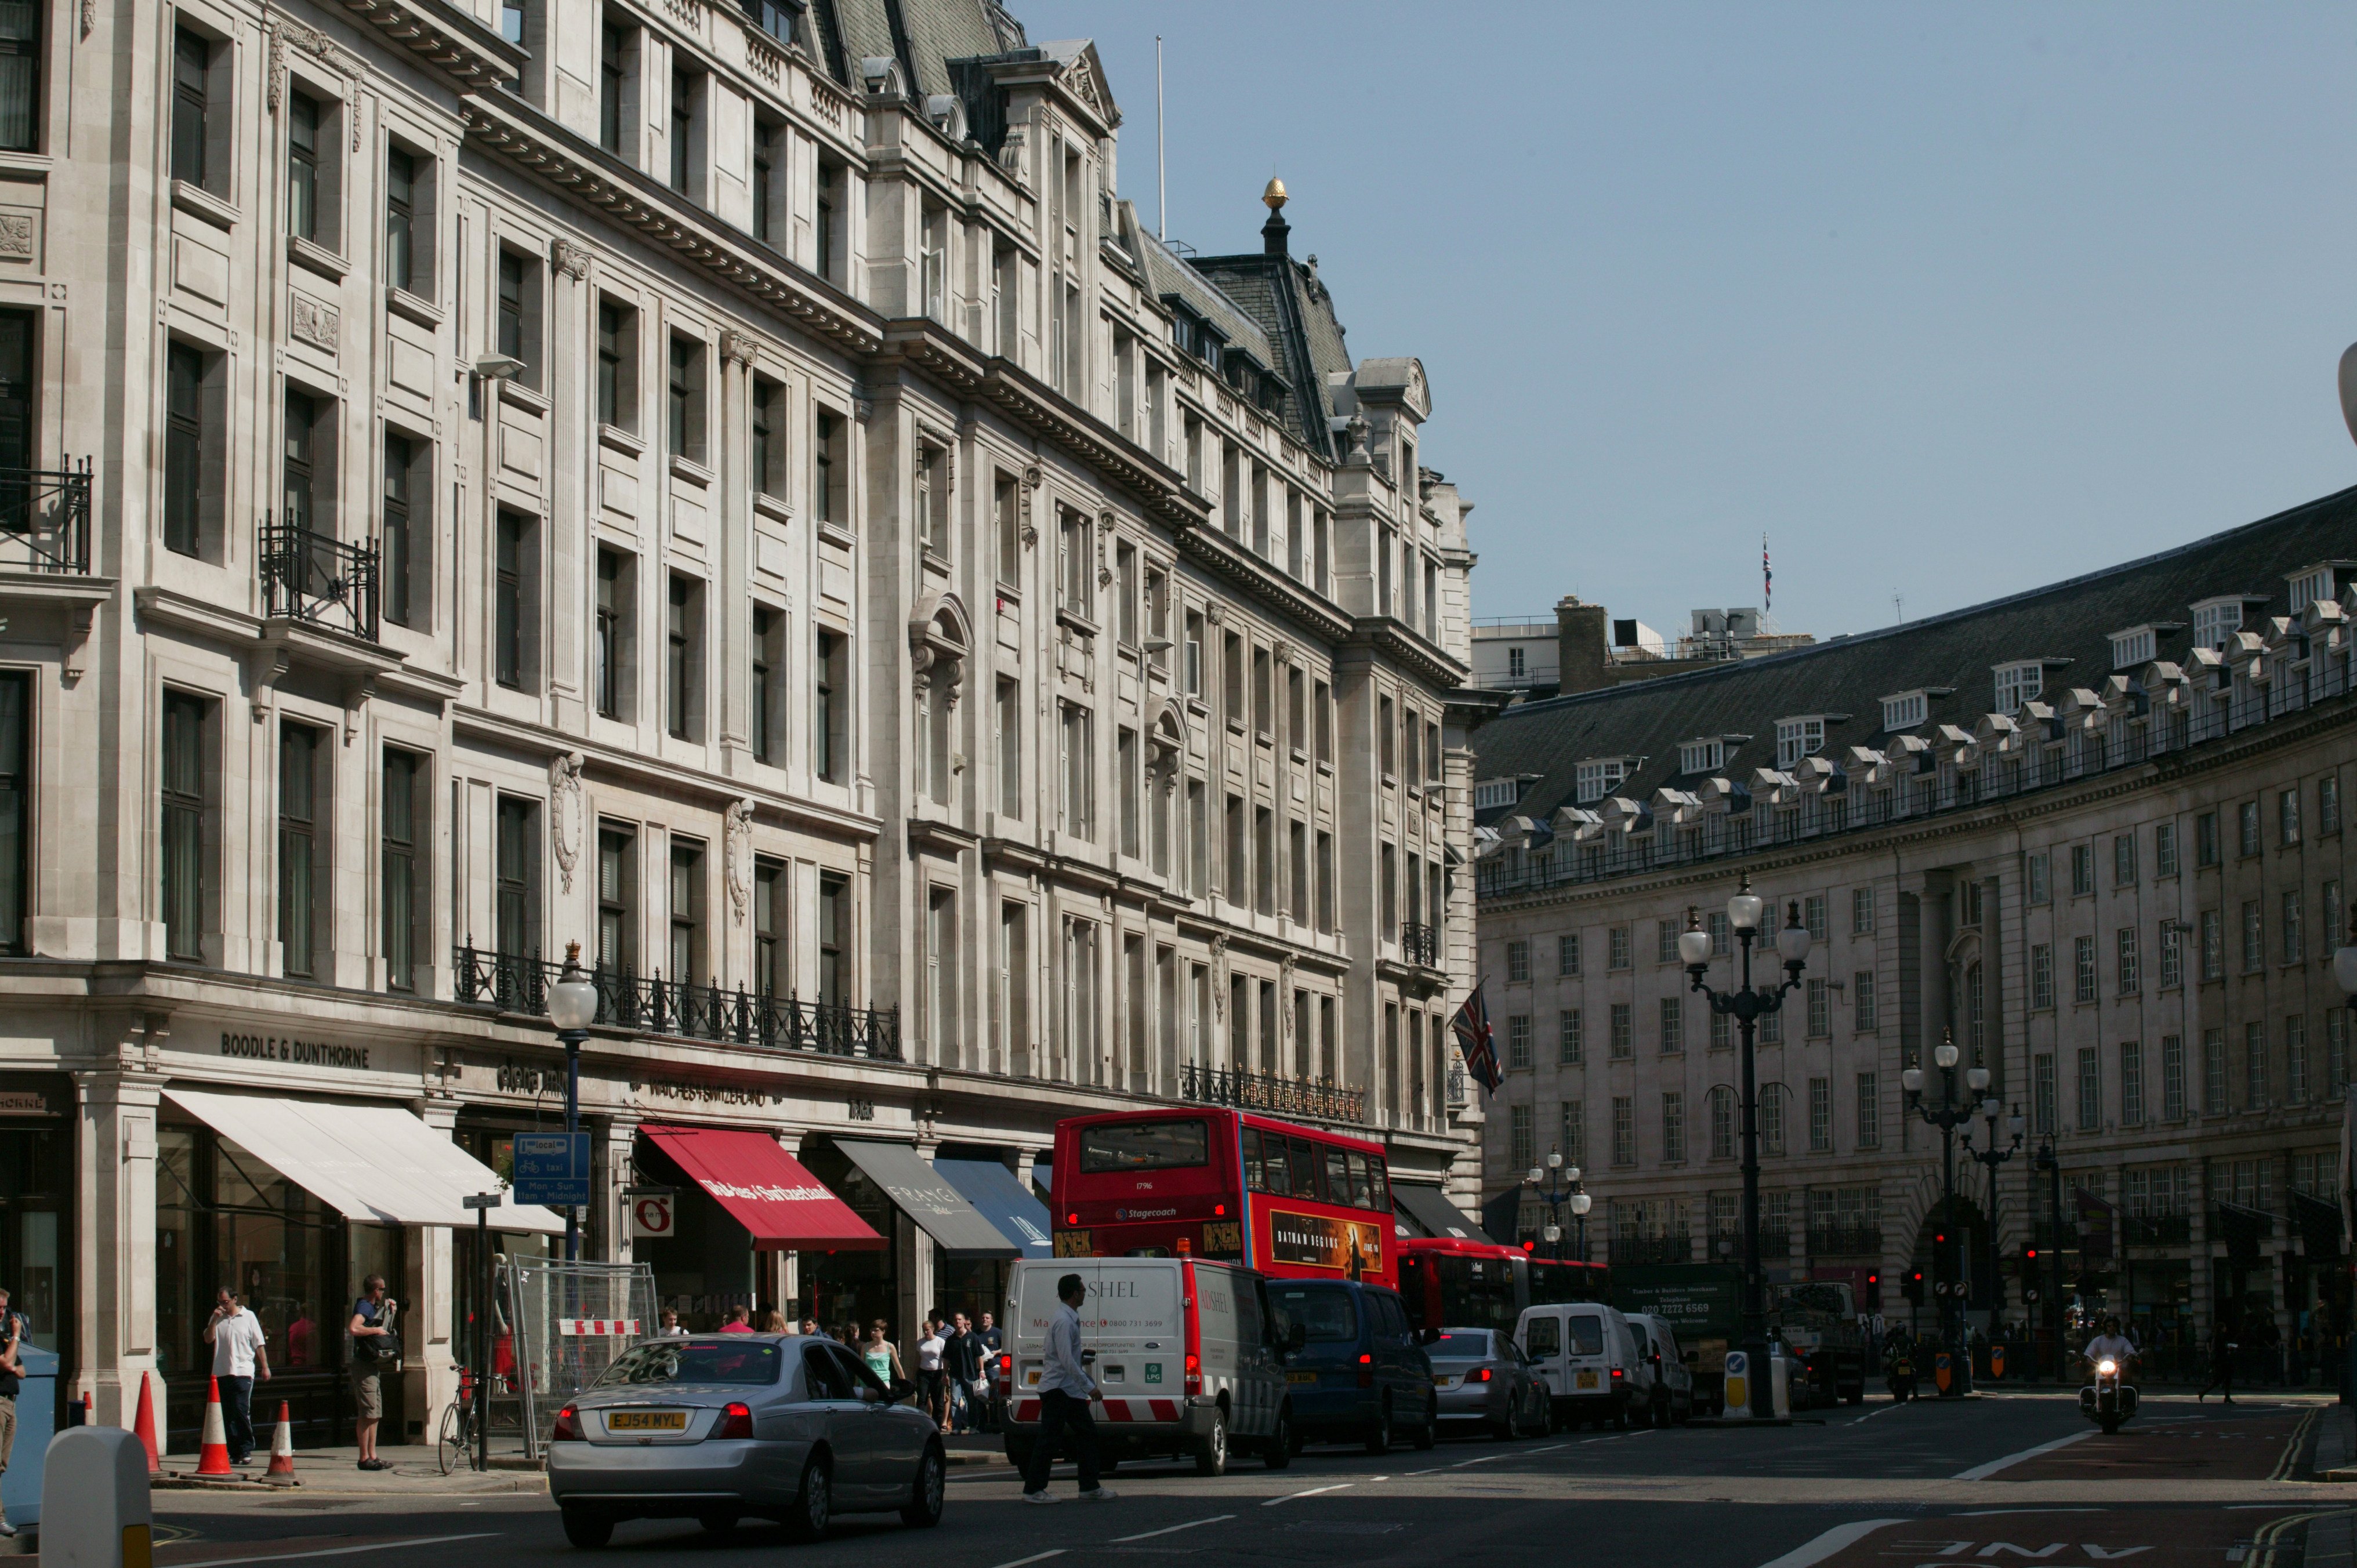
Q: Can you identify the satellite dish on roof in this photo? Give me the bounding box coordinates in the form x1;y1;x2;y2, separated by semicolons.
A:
2338;343;2357;447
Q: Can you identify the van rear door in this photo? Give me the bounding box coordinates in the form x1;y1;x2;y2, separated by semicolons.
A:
1011;1260;1184;1399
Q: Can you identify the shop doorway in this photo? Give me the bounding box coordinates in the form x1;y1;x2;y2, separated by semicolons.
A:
797;1138;900;1340
0;1076;72;1428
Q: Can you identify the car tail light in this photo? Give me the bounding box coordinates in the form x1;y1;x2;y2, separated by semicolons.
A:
715;1402;754;1440
552;1404;585;1441
1475;1367;1493;1382
1358;1353;1372;1364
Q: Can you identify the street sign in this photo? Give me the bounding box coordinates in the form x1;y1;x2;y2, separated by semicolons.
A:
512;1131;592;1207
463;1193;503;1211
629;1192;675;1239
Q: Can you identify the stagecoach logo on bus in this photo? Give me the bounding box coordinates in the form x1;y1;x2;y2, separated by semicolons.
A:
1268;1209;1385;1276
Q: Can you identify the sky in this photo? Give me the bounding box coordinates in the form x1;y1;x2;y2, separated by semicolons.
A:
1016;1;2357;640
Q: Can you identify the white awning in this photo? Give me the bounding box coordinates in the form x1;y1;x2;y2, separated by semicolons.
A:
164;1087;566;1233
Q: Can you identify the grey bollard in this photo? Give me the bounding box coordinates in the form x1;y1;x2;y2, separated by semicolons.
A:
39;1425;153;1567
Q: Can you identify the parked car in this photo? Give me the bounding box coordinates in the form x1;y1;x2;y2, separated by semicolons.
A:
1000;1256;1293;1476
1516;1302;1640;1429
1623;1312;1695;1425
546;1334;945;1549
1265;1277;1439;1454
1426;1327;1549;1439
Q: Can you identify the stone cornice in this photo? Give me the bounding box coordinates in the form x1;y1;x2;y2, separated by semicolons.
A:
327;0;524;96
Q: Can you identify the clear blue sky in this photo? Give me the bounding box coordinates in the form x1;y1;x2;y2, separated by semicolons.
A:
1017;1;2357;638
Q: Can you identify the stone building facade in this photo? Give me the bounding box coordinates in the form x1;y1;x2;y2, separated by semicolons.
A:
1470;493;2357;1364
0;0;1482;1446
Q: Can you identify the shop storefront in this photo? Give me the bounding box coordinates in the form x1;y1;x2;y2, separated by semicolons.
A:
934;1152;1055;1323
0;1074;71;1429
832;1139;1021;1331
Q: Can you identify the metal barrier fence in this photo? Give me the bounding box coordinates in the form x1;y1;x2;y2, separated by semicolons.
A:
505;1257;657;1461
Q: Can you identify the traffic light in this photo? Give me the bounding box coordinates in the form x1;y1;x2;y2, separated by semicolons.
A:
1864;1271;1881;1312
1930;1228;1952;1287
1902;1268;1924;1304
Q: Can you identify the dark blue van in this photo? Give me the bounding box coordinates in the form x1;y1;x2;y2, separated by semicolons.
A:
1267;1279;1437;1453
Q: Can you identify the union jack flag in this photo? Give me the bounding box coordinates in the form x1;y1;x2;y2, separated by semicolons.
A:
1451;981;1501;1096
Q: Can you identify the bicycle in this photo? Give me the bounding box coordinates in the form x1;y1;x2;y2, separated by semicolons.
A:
438;1365;484;1475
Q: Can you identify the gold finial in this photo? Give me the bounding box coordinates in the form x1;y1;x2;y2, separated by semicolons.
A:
1262;176;1288;212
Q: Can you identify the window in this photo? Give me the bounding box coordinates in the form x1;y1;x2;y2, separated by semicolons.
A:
813;629;847;782
1660;996;1684;1054
2199;909;2222;981
2331;880;2347;957
376;748;421;990
1507;1014;1532;1070
1679;736;1725;775
2202;1028;2226;1115
2288;1015;2309;1104
594;823;634;972
2196;811;2220;866
1758;1084;1785;1156
668;840;705;981
1855;1072;1879;1148
1117;728;1139;858
2240;900;2262;972
2116;927;2139;994
752;117;783;245
2032;1054;2056;1135
2073;935;2096;1003
2161;1035;2185;1120
596;300;635;429
281;389;327;535
2239;800;2261;858
1655;921;1678;966
2026;852;2050;906
751;605;783;764
2334;1013;2351;1098
1575;757;1628;804
2325;775;2343;836
1608;925;1630;970
1758;1002;1781;1046
500;0;527;89
1314;681;1333;764
1774;716;1825;768
1559;1008;1582;1065
2070;844;2094;896
1808;1077;1830;1152
593;548;631;720
1259;649;1278;743
161;692;209;960
381;433;423;629
494;511;534;690
0;0;37;153
995;678;1021;819
1663;1092;1685;1164
2076;1047;2099;1132
1994;662;2044;713
495;796;539;962
1558;934;1580;977
2155;821;2178;877
813;409;846;525
814;157;844;283
815;872;849;1007
1506;939;1529;982
1608;1003;1631;1059
2244;1021;2268;1108
1854;971;1877;1030
1611;1098;1635;1166
171;28;214;189
669;67;699;196
495;250;541;387
599;20;629;154
2280;788;2301;847
1708;1086;1735;1160
1851;887;1875;934
743;374;786;500
1377;693;1395;774
1060;510;1093;619
1709;913;1729;956
754;857;787;996
286;93;324;243
1315;829;1334;932
668;335;706;465
2120;1041;2144;1125
1804;894;1828;941
2283;890;2305;964
2113;833;2137;886
1509;1105;1533;1173
2109;627;2155;668
2159;921;2182;989
164;342;208;557
1061;706;1095;840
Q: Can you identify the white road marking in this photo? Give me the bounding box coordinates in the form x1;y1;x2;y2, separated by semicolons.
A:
1753;1519;1906;1568
1403;1467;1448;1476
1528;1443;1568;1453
1111;1515;1235;1542
991;1552;1069;1568
1263;1483;1355;1506
1851;1403;1908;1423
1953;1429;2096;1481
158;1535;502;1567
1451;1454;1509;1467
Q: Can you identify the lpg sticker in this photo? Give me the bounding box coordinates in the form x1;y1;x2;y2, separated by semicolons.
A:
1145;1363;1163;1384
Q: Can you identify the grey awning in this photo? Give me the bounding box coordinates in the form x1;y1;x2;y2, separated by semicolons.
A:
1392;1183;1497;1245
836;1139;1021;1258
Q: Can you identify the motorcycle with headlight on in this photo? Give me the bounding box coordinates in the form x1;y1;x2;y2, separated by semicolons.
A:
2079;1356;2138;1434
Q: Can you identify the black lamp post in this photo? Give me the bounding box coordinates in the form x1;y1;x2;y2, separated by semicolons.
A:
1963;1099;2026;1351
2332;905;2357;1403
547;942;600;1263
2035;1137;2065;1380
1904;1030;1986;1396
1524;1150;1588;1261
1684;879;1811;1418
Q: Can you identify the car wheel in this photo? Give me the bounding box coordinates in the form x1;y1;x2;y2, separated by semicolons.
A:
1412;1399;1438;1451
1195;1407;1230;1476
901;1442;945;1528
784;1454;832;1543
1265;1407;1293;1470
1364;1399;1393;1456
560;1508;613;1550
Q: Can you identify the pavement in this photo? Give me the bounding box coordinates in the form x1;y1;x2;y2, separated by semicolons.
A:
14;1392;2356;1567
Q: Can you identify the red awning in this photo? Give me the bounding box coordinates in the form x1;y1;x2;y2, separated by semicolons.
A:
641;1126;886;1252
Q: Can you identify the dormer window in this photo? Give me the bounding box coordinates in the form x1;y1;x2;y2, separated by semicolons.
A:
2192;597;2247;652
1993;662;2044;713
1575;757;1632;804
1880;691;1927;732
1474;776;1529;810
2289;565;2338;615
1678;738;1725;776
2109;627;2156;670
1774;717;1826;770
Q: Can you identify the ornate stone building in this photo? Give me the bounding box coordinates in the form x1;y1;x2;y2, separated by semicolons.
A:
1471;494;2357;1364
0;0;1484;1446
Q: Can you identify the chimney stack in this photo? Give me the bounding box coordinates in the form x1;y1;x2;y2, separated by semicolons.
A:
1557;596;1611;696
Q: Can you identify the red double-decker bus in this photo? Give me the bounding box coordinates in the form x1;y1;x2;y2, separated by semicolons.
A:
1524;1253;1611;1306
1397;1236;1522;1330
1050;1108;1397;1288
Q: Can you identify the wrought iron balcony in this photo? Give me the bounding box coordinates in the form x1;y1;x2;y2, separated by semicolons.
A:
261;521;378;640
1608;1233;1692;1266
1807;1225;1883;1257
1177;1061;1364;1124
2123;1214;2191;1247
0;460;92;574
1399;921;1441;968
453;943;902;1061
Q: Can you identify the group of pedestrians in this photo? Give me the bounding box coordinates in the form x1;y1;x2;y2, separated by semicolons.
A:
204;1275;402;1472
666;1302;1006;1432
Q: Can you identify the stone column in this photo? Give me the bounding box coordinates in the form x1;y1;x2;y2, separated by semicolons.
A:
411;1095;461;1444
717;331;756;783
773;1130;800;1318
72;1047;166;1436
546;238;593;731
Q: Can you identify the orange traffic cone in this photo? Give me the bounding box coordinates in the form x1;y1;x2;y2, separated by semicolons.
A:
132;1370;162;1473
194;1375;234;1476
264;1402;296;1482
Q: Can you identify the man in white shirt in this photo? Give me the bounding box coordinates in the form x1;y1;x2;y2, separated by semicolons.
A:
204;1286;271;1466
2083;1317;2138;1377
1020;1273;1114;1504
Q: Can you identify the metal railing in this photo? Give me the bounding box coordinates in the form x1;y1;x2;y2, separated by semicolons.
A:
452;944;902;1061
1177;1062;1364;1124
1608;1233;1692;1265
0;460;92;574
1478;647;2357;901
1807;1225;1884;1257
261;520;379;640
1399;921;1440;968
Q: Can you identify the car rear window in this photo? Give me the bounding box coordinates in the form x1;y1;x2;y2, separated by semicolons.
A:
1079;1118;1208;1173
1566;1314;1606;1357
1270;1285;1359;1343
1435;1331;1492;1356
597;1340;782;1386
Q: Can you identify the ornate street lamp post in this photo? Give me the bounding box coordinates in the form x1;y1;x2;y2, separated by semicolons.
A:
1903;1030;1985;1396
1524;1150;1586;1261
1684;878;1810;1418
2331;907;2357;1402
547;942;601;1262
1963;1099;2026;1351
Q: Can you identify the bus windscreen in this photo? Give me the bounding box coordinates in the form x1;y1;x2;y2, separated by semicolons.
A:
1078;1118;1209;1173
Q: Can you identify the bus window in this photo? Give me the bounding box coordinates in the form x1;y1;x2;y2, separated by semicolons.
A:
1524;1315;1560;1358
1369;1154;1391;1211
1242;1126;1268;1192
1288;1138;1321;1200
1080;1117;1210;1173
1270;1284;1358;1342
1345;1152;1375;1209
1323;1147;1351;1204
1261;1133;1291;1196
1566;1312;1606;1357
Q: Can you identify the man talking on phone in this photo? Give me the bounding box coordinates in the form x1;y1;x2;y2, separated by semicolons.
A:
205;1286;271;1467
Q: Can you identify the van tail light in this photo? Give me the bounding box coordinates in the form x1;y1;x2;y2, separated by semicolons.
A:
552;1404;585;1441
1610;1367;1623;1381
1183;1260;1204;1394
1358;1353;1372;1364
715;1402;755;1440
996;1352;1013;1393
1475;1367;1493;1382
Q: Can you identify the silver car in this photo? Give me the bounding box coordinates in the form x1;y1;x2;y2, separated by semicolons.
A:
1427;1328;1549;1439
546;1334;945;1549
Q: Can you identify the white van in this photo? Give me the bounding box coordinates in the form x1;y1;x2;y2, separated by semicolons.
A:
1624;1312;1695;1425
1000;1257;1293;1476
1515;1301;1638;1430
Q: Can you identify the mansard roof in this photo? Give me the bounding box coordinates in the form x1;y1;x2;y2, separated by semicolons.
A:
1474;485;2357;831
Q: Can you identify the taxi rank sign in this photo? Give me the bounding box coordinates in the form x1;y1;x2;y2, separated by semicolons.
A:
511;1131;593;1207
